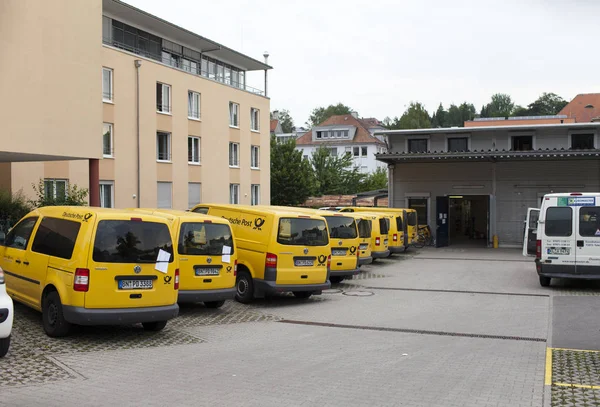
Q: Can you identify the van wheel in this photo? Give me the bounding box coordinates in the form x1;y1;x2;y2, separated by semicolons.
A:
42;291;72;338
293;291;312;299
235;272;254;304
204;300;225;309
0;335;10;358
142;321;167;331
539;276;551;287
330;276;344;284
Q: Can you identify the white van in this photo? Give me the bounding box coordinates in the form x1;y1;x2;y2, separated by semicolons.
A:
525;192;600;287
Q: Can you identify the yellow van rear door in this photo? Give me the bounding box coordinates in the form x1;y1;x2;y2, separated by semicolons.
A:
85;218;177;309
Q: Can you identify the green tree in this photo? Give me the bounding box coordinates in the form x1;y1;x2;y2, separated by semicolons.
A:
446;104;462;127
481;93;515;117
310;147;364;196
307;103;353;127
30;179;88;207
0;189;32;221
358;167;388;192
512;105;530;116
526;92;568;116
270;136;314;205
271;109;294;133
397;102;431;129
458;102;476;123
432;103;447;128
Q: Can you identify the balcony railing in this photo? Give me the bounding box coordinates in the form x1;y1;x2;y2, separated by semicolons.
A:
103;37;265;96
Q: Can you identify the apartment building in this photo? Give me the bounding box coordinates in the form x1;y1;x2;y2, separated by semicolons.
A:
1;0;271;209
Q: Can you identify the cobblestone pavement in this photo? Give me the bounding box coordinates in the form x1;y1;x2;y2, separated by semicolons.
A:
1;248;597;406
549;349;600;407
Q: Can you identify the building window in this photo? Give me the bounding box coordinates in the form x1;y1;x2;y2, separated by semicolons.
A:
156;82;171;113
511;135;533;151
303;155;308;160
188;91;200;119
188;136;200;164
229;142;240;167
99;181;114;208
447;137;469;152
408;198;428;225
361;146;368;156
102;68;113;102
251;108;260;131
157;182;172;208
229;184;240;204
408;139;428;153
157;132;171;161
188;183;201;209
229;102;239;127
571;133;595;150
328;147;338;156
44;179;68;201
251;145;260;169
103;123;113;157
316;131;322;139
353;147;360;157
251;184;260;205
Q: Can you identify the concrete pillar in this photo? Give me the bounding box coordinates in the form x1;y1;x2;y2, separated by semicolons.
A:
89;159;100;207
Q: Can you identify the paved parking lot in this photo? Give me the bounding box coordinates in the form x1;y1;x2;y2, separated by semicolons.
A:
1;248;599;406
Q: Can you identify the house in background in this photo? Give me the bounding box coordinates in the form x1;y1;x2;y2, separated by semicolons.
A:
559;93;600;123
295;113;388;173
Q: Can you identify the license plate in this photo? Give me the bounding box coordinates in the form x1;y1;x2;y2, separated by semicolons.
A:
548;247;570;255
359;243;368;250
332;249;347;256
118;279;153;290
294;259;314;267
195;268;220;276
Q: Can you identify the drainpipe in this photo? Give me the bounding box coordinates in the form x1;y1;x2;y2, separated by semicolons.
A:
134;59;142;208
263;51;269;97
388;164;394;208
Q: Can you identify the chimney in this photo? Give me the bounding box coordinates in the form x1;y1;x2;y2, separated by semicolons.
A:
272;110;280;120
350;111;358;119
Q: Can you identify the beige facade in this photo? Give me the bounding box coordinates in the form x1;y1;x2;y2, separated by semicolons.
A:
1;0;271;209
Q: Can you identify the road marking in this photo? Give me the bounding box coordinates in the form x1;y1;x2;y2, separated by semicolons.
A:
552;347;600;353
362;286;549;298
545;347;552;386
553;382;600;389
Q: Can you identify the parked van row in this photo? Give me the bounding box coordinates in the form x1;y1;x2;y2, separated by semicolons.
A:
0;204;415;351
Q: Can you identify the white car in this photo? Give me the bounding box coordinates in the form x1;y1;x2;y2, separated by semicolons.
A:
0;266;13;357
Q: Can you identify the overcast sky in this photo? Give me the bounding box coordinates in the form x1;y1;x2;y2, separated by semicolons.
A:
126;0;600;127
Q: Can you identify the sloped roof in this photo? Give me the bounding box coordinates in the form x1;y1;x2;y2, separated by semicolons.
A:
270;119;279;132
559;93;600;123
295;114;386;146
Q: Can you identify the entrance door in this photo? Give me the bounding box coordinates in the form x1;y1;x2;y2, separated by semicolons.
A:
522;208;540;256
436;196;449;247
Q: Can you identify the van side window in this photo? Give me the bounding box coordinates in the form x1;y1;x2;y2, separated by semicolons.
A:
579;207;600;237
4;217;38;250
32;217;81;259
545;207;573;237
192;207;209;214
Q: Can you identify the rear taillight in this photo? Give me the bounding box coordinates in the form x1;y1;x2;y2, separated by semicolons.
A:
327;255;331;269
174;268;180;290
375;237;381;246
393;234;398;242
266;253;278;268
536;240;541;259
0;267;4;284
74;268;90;292
234;260;238;276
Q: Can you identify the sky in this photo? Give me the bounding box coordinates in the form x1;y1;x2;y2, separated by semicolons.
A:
125;0;600;127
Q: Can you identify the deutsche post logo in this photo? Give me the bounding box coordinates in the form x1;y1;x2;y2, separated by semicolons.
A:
318;255;327;264
164;275;172;284
254;218;265;230
349;246;356;254
226;266;232;273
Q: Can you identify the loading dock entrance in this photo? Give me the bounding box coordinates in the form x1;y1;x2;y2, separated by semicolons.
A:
436;195;490;247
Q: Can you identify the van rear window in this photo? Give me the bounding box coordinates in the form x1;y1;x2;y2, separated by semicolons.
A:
192;207;209;215
93;220;173;263
324;216;357;239
396;216;404;231
277;218;329;246
406;212;417;226
32;217;81;260
358;219;371;238
545;207;572;237
379;218;389;235
579;207;600;237
179;223;234;255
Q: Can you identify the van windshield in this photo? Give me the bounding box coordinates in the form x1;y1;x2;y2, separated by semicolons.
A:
179;222;234;255
93;220;174;263
406;212;417;226
379;218;389;235
277;218;329;246
358;219;371;238
324;216;357;239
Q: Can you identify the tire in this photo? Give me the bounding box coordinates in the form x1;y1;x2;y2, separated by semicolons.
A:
0;335;10;358
293;291;312;299
412;238;425;249
204;300;225;309
330;276;344;284
539;276;551;287
142;320;168;331
235;271;254;304
42;291;72;338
